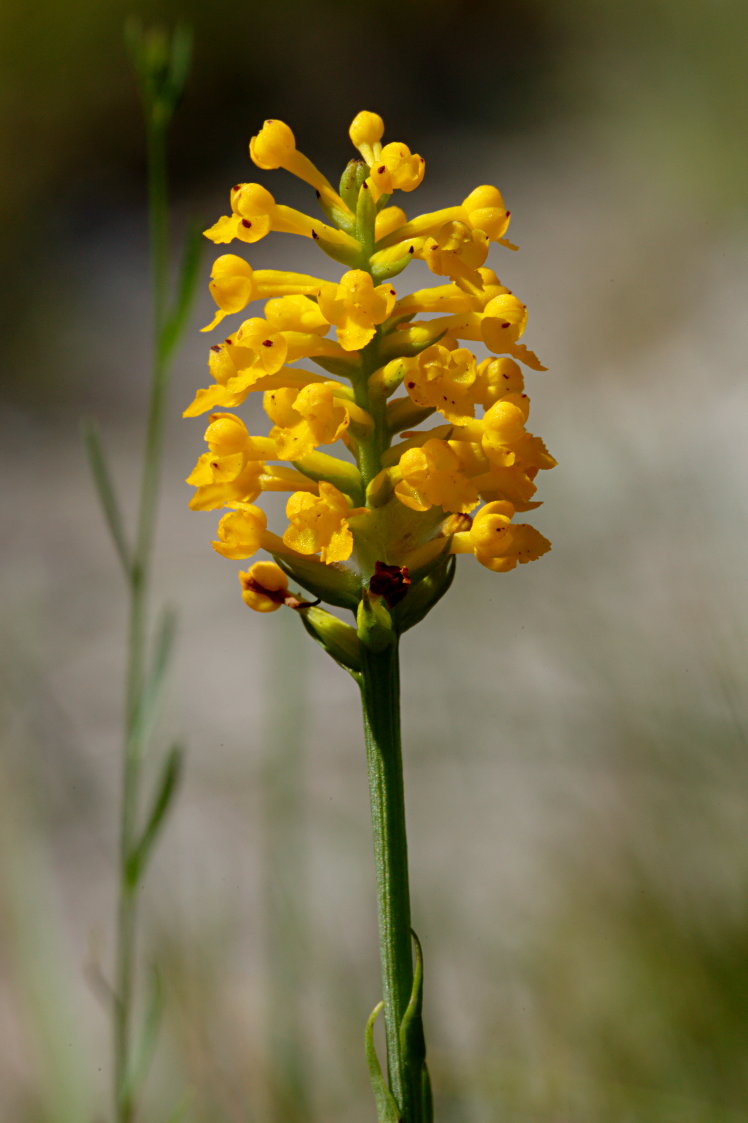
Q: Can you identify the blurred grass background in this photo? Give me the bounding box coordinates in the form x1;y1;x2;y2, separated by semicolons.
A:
2;0;748;1119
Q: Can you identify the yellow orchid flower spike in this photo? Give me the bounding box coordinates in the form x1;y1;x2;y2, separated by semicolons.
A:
185;111;556;1123
185;106;554;630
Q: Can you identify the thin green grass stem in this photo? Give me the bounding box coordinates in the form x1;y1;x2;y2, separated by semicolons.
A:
115;105;174;1123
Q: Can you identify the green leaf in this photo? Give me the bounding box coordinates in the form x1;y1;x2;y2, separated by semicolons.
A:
399;930;426;1068
125;742;183;889
400;929;432;1122
365;1001;402;1122
127;606;178;747
82;417;131;578
160;220;204;364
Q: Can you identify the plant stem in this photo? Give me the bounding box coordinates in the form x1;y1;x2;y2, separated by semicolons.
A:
114;116;172;1123
359;638;416;1119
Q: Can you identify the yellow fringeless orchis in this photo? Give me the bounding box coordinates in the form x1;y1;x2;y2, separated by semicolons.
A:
185;112;555;642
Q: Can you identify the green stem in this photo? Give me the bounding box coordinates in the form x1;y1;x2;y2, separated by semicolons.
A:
359;638;416;1119
114;117;172;1123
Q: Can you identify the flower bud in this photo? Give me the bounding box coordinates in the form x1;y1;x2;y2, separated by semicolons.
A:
249;119;296;169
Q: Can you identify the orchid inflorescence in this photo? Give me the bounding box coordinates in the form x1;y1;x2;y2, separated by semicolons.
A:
185;111;555;657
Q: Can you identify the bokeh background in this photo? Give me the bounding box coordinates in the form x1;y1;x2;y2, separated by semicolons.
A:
2;0;748;1119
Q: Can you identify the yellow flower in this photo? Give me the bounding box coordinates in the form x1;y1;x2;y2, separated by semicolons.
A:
212;503;270;560
419;222;490;291
263;294;330;335
474;356;525;407
202;254;326;332
317;270;397;351
204;182;357;253
249;119;345;211
239;561;289;612
264;383;352;460
348;111;425;197
186;412;278;511
369;142;425;196
401;345;479;423
394;440;480;514
397;292;546;370
450;501;551;572
349;110;385;164
374;186;512;250
453;394;531;468
283;482;366;564
461;185;513;244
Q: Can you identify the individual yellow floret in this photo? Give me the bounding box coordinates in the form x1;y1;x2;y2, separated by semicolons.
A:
369;142;425;196
264;383;352;460
212;503;272;560
202;255;326;331
400;345;479;423
283;482;366;564
450;501;551;572
249;118;346;210
349;110;385;164
394;440;480;514
239;561;289;612
317;270;397;351
186;412;278;511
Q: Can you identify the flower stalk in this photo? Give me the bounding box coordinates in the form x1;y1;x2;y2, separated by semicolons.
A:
185;110;555;1119
359;636;417;1115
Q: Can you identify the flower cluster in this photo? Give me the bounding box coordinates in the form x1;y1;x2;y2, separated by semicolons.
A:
185;112;555;636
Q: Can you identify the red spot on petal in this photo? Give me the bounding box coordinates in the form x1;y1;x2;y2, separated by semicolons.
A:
377;165;385;174
501;322;510;328
262;339;273;348
312;229;319;240
241;219;252;228
210;344;222;352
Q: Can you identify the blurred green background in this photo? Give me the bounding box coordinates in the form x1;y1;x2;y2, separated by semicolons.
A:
2;0;748;1119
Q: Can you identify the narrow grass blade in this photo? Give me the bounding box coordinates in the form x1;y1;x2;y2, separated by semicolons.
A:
82;418;131;578
126;742;183;889
160;221;203;364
